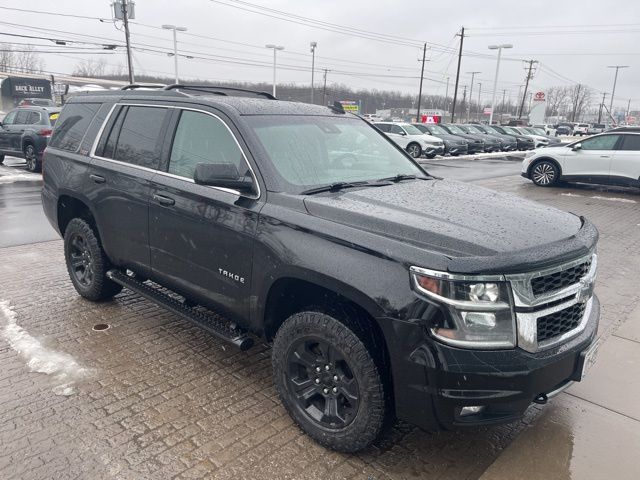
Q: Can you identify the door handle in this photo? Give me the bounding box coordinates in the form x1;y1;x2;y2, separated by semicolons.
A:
89;174;106;184
153;194;175;206
600;155;610;158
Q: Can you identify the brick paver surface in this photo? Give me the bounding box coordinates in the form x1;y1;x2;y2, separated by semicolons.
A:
1;175;638;479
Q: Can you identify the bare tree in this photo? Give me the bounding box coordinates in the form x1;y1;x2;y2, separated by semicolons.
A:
0;44;44;74
73;58;107;77
545;86;570;118
568;84;593;122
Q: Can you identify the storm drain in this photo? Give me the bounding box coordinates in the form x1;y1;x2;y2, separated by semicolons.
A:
92;323;110;331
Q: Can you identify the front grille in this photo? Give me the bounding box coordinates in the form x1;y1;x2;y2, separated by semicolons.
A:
537;302;586;342
531;260;591;296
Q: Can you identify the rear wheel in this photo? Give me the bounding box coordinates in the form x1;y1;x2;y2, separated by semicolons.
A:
0;154;4;164
64;218;122;301
24;144;40;173
406;142;422;158
531;160;559;187
272;311;387;452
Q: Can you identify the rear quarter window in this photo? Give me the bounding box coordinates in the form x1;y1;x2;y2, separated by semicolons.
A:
49;103;101;152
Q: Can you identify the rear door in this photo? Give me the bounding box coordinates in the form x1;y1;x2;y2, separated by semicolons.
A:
561;134;621;181
87;104;172;276
9;110;30;152
609;134;640;186
148;107;262;322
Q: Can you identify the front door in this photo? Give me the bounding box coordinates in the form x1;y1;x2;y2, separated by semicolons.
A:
149;108;262;323
561;134;621;181
0;110;17;152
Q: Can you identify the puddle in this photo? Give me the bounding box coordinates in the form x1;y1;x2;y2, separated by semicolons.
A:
0;300;94;396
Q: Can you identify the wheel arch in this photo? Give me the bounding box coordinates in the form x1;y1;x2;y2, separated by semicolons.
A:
56;193;101;240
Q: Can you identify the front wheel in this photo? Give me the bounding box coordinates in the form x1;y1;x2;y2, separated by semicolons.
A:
64;218;123;301
24;144;40;172
272;311;387;452
406;142;422;158
531;160;559;187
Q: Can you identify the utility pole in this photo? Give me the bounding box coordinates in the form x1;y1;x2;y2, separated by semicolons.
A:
500;89;506;120
444;76;450;111
466;71;480;122
322;68;328;105
462;85;467;116
518;59;537;119
450;26;464;122
597;92;608;124
478;82;482;114
121;0;134;84
627;98;632;121
310;41;317;104
416;43;427;123
607;65;629;126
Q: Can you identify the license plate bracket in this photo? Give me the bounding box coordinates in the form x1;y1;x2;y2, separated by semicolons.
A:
577;339;599;380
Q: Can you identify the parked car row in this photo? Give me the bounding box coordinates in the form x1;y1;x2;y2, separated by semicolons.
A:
372;120;561;159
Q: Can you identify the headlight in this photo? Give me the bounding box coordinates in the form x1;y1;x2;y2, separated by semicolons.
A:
410;267;516;349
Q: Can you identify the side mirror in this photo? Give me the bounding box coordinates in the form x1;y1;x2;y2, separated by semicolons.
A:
397;130;406;136
572;143;582;151
193;163;255;193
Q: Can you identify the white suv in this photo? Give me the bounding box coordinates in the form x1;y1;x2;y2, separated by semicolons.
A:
374;122;444;158
573;123;590;136
521;132;640;187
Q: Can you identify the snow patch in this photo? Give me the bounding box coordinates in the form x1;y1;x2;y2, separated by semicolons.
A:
590;196;636;204
0;173;42;184
0;300;93;396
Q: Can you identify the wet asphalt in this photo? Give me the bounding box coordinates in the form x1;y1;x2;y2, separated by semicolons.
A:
0;153;525;248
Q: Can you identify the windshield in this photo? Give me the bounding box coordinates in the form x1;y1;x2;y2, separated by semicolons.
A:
503;126;521;135
463;125;483;134
444;124;465;134
427;125;447;135
528;127;546;135
246;115;426;193
402;124;425;135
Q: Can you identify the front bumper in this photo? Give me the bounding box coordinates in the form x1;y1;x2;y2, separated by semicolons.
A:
376;294;600;431
424;144;445;156
468;142;484;154
446;144;468;155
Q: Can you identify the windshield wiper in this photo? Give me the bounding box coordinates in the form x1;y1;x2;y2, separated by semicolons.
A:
377;174;421;183
300;180;390;195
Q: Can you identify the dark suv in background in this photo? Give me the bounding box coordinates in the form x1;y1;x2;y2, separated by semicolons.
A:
412;123;469;156
42;85;600;452
0;106;60;171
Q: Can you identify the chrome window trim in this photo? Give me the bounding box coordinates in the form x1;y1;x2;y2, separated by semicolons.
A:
88;102;261;200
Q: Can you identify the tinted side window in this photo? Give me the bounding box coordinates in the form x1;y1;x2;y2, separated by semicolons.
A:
14;110;30;124
28;111;41;124
112;106;169;169
168;110;247;179
375;123;390;132
390;125;404;135
2;111;16;125
49;103;101;152
580;135;620;151
619;135;640;151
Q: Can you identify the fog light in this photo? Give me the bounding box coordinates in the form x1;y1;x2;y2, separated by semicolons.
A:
460;405;485;417
462;311;496;329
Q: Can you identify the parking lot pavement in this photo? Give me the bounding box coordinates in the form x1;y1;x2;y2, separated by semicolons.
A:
1;173;640;479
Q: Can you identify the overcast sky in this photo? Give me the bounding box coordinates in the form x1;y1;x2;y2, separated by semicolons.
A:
1;0;638;111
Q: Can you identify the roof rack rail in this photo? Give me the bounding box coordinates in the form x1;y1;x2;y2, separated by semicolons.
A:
163;84;276;100
121;84;166;90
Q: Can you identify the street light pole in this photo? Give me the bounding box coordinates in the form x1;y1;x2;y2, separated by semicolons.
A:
162;25;187;84
607;65;629;126
488;44;512;125
310;42;317;104
265;44;285;97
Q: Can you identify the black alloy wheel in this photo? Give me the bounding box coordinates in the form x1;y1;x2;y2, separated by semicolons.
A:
24;144;39;172
286;337;360;429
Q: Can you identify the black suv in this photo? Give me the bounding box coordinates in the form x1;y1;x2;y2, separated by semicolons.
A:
42;85;600;452
0;106;60;171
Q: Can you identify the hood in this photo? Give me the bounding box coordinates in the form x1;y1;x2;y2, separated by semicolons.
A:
303;179;584;261
437;134;468;144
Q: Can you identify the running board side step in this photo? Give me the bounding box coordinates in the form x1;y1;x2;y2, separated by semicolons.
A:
107;269;254;351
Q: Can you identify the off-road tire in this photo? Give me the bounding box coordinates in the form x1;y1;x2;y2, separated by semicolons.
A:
272;310;387;452
64;218;122;301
